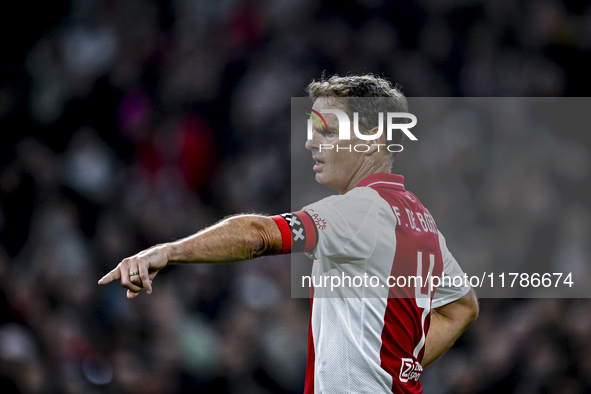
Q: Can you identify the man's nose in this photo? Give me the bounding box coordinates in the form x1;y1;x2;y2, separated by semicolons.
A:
305;134;318;151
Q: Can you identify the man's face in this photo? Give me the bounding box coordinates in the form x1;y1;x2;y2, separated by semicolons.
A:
304;97;365;194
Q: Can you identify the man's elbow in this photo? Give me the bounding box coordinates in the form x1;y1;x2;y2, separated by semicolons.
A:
241;215;281;259
464;290;479;327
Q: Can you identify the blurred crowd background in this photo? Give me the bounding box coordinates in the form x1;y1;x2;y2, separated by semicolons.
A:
0;0;590;393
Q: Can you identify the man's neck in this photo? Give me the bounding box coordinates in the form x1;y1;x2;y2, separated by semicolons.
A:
342;159;391;194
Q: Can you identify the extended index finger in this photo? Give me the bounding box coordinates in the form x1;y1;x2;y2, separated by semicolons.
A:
98;266;122;285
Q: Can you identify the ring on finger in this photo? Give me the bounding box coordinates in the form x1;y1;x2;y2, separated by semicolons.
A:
129;271;139;277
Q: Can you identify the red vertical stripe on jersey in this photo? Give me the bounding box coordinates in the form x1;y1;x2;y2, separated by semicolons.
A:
372;185;443;394
271;215;292;254
304;297;315;394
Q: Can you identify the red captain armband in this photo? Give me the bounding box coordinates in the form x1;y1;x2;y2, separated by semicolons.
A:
271;211;318;254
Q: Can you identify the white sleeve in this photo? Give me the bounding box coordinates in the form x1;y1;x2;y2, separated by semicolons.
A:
303;189;379;263
431;230;471;308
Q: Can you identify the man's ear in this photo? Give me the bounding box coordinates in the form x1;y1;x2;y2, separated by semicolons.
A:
365;126;387;155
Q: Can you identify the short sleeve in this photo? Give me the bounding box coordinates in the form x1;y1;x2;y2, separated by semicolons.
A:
303;188;380;262
431;231;471;308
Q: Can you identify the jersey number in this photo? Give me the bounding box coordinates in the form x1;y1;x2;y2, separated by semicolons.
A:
413;251;434;358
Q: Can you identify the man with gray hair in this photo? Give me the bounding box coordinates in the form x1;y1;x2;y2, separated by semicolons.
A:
99;74;478;393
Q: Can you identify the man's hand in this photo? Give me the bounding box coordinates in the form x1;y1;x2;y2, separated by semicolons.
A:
98;244;171;299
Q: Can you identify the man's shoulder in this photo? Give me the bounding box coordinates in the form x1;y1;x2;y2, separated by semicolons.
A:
303;187;388;231
307;187;380;209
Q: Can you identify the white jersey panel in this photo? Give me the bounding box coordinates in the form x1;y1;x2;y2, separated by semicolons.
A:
431;231;471;308
304;188;380;263
307;188;400;393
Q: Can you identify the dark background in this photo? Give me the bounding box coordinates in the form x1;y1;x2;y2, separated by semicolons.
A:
0;0;590;393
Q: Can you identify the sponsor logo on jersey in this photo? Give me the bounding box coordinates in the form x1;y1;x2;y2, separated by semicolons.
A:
399;358;423;382
303;208;327;230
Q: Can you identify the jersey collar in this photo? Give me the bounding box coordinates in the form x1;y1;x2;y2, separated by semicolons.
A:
356;173;406;191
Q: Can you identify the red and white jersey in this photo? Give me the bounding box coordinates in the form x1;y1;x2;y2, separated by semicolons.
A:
272;173;470;394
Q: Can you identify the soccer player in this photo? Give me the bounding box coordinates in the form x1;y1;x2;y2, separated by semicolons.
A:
99;74;478;393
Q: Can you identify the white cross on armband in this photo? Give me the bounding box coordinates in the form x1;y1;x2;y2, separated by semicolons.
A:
293;227;305;241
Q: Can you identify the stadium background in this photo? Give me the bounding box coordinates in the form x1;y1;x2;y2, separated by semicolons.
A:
0;0;590;393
